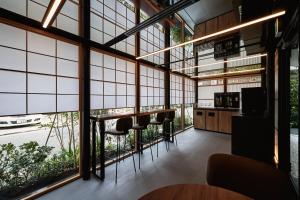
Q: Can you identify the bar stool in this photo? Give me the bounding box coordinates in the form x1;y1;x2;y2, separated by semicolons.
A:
132;114;153;169
105;117;136;183
149;112;168;157
164;110;177;151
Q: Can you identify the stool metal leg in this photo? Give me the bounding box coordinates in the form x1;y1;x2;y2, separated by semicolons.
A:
115;136;120;184
129;134;136;173
138;130;141;169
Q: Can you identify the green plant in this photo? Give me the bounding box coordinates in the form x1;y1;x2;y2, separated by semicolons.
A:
171;26;181;43
290;71;298;128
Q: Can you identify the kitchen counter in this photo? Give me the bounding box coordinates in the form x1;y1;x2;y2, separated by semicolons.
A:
194;108;240;134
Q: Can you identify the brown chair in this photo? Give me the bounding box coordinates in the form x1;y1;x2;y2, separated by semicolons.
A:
132;114;153;169
206;153;295;200
105;117;136;183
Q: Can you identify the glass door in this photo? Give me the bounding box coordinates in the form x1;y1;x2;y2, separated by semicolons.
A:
290;46;299;191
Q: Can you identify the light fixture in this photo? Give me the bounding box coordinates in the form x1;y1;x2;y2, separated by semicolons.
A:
172;53;268;72
192;68;265;79
42;0;66;28
136;10;285;60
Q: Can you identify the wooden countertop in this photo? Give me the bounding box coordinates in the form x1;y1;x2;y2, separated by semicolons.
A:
195;107;240;112
90;109;176;121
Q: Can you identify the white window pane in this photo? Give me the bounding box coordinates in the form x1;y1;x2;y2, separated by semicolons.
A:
60;0;78;20
57;59;78;77
28;53;55;75
104;33;113;43
160;79;164;88
57;77;79;94
91;51;103;66
140;65;147;76
57;95;79;112
127;96;135;107
91;65;103;80
28;94;56;113
127;73;135;84
57;41;78;61
154;79;159;87
91;80;103;95
104;82;115;95
103;19;115;36
104;0;115;9
148;87;153;96
0;71;26;93
103;54;115;69
117;96;126;108
104;96;115;109
28;74;56;93
154;70;159;79
56;14;78;35
160;97;164;105
116;71;126;83
116;2;126;16
91;0;103;14
0;46;26;71
147;77;153;86
116;58;126;71
127;44;135;55
91;28;103;44
116;41;126;52
28;1;46;21
127;85;135;96
117;84;126;95
104;6;115;21
141;97;147;106
127;9;135;23
103;68;115;82
0;93;26;115
141;86;147;96
148;68;154;77
154;88;159;96
91;13;103;31
0;0;26;16
140;76;147;86
116;14;126;28
127;61;135;73
91;95;103;109
28;32;55;56
0;23;26;49
154;97;159;105
160;89;164;96
148;97;153;106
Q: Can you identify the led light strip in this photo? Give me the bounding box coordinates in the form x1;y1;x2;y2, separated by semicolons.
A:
172;53;268;72
192;68;265;79
136;11;285;60
42;0;65;28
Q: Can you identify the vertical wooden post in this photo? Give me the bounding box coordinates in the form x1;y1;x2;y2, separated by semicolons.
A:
224;58;227;92
79;0;91;180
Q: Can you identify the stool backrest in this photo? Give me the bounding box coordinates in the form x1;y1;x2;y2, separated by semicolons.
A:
167;111;175;121
116;117;133;133
156;112;166;123
137;114;150;128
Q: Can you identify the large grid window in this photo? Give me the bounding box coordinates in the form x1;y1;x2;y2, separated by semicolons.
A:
90;0;135;55
90;50;136;109
0;0;79;35
185;78;195;104
170;40;183;70
0;23;79;116
140;65;165;107
140;11;164;65
184;44;194;76
170;74;183;105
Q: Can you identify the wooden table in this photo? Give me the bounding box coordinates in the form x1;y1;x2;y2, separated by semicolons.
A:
90;109;176;180
138;184;253;200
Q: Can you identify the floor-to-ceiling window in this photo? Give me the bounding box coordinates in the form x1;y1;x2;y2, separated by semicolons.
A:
0;23;80;199
290;46;299;190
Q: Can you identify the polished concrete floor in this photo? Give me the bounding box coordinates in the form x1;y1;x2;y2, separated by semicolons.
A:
38;128;231;200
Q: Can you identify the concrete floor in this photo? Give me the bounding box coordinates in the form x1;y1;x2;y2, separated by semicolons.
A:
38;128;231;200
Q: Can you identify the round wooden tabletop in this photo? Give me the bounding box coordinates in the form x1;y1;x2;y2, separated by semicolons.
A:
138;184;253;200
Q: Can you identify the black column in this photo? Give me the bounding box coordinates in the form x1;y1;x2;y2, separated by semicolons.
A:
164;22;170;109
80;0;91;180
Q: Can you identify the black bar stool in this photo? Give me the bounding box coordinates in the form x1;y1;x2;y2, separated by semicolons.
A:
149;112;168;157
132;114;153;169
164;110;177;150
105;117;136;183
